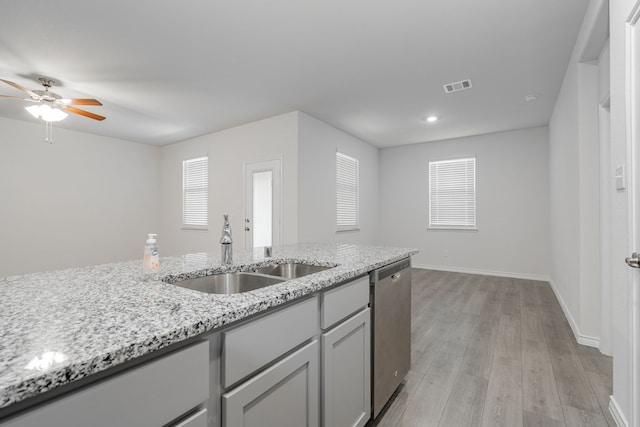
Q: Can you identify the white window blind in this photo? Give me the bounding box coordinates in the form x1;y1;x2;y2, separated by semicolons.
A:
336;152;359;231
183;156;208;229
429;157;476;230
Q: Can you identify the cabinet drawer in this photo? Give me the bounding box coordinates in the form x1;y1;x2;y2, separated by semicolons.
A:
222;296;318;388
172;408;207;427
321;276;369;329
2;341;209;427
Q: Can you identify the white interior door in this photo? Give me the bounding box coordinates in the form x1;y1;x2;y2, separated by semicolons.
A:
625;4;640;425
244;159;281;249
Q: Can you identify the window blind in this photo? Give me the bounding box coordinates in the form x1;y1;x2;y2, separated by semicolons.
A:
336;152;359;231
183;156;208;229
429;157;476;230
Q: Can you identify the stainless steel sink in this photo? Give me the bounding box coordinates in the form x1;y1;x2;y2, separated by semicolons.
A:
171;272;286;294
253;263;332;279
168;262;335;295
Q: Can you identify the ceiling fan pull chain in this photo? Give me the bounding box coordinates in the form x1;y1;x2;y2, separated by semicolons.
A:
45;121;53;144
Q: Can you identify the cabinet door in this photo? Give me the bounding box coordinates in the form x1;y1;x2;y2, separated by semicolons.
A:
322;308;371;427
223;340;319;427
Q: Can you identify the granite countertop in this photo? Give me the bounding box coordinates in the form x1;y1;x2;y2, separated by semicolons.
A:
0;243;417;411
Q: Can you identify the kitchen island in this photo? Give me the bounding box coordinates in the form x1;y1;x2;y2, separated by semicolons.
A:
0;243;417;425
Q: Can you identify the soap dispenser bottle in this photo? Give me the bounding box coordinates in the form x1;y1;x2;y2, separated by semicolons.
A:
143;233;159;280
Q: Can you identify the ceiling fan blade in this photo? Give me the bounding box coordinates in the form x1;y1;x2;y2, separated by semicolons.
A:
60;98;103;106
0;95;28;100
63;106;106;121
0;79;39;98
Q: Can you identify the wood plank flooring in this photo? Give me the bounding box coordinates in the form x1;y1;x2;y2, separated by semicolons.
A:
374;269;614;427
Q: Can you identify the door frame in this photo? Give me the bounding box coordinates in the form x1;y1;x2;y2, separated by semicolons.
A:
599;95;613;357
243;158;282;249
625;3;640;425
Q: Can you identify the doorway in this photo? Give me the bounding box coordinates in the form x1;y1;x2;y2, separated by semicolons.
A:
244;159;282;249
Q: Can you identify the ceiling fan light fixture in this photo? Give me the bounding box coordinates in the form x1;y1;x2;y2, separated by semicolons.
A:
25;104;68;122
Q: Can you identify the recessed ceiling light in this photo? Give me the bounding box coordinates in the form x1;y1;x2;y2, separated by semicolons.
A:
425;116;438;123
525;94;538;102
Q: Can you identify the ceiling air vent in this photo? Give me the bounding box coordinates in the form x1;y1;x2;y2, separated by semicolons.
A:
443;79;472;94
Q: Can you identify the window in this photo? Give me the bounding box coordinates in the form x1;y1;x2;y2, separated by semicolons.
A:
183;156;208;229
252;170;273;247
429;157;476;230
336;152;359;231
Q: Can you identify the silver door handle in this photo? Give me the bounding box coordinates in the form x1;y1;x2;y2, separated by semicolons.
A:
626;252;640;268
391;273;401;282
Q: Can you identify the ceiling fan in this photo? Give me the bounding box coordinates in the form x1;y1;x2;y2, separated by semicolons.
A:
0;77;105;122
0;77;105;143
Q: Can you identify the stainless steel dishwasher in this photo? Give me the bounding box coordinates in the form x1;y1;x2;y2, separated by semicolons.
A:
369;257;411;420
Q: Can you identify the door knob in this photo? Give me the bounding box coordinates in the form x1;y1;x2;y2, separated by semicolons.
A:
244;226;250;231
626;252;640;268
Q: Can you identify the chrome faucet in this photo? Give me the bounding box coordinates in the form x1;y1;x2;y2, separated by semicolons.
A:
220;213;233;265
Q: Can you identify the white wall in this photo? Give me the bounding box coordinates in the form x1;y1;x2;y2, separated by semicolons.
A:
297;112;379;245
159;112;299;256
0;117;160;277
578;62;602;340
550;0;638;422
378;126;550;279
549;53;582;332
548;0;608;348
598;40;613;357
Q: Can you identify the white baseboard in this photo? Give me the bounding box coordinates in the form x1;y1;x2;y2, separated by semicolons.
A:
547;279;601;349
412;263;550;282
609;395;629;427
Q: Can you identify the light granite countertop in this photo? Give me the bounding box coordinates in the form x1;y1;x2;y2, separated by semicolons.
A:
0;243;417;412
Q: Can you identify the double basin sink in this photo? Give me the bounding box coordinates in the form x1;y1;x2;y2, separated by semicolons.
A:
170;263;333;295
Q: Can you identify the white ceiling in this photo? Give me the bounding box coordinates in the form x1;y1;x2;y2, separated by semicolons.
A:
0;0;589;148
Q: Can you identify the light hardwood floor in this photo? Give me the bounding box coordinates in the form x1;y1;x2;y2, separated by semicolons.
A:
374;269;615;427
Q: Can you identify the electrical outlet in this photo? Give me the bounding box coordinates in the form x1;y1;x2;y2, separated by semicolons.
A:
443;249;449;258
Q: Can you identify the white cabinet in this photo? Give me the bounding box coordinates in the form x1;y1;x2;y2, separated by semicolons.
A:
321;276;369;329
222;341;319;427
1;341;209;427
322;308;370;427
222;296;318;388
320;276;371;427
219;273;372;427
220;296;319;427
